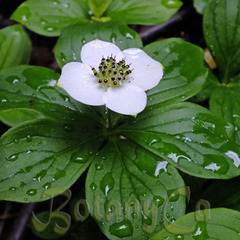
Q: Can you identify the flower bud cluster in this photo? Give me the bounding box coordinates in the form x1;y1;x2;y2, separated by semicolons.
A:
92;56;133;87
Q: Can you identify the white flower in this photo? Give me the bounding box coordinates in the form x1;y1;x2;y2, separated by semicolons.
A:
57;39;163;115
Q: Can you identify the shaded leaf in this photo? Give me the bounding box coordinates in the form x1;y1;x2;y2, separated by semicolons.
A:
0;24;31;70
106;0;183;25
204;0;240;81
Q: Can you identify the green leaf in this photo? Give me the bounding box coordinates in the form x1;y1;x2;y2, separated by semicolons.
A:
190;68;219;102
150;208;240;240
105;0;183;25
55;22;143;68
193;0;209;14
0;118;102;202
144;38;208;107
203;0;240;82
86;140;186;240
0;25;31;70
88;0;109;17
210;86;240;145
11;0;90;37
121;102;240;179
0;65;101;123
0;109;44;127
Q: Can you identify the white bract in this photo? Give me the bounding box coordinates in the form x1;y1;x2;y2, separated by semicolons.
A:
57;39;163;115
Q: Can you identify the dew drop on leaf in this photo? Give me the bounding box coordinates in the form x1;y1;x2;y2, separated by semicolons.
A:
153;195;164;207
6;153;19;162
9;187;17;191
26;189;37;196
95;164;103;171
90;182;97;191
42;182;51;190
167;189;180;202
63;124;73;132
26;135;32;142
192;221;209;239
109;220;133;238
53;168;66;180
100;173;115;196
71;152;87;163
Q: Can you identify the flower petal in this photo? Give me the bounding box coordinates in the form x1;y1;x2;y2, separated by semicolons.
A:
81;39;123;69
122;48;163;91
57;62;105;106
103;84;147;115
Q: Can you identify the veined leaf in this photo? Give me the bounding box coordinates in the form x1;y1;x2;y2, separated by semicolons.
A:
0;119;102;202
121;102;240;179
86;140;186;239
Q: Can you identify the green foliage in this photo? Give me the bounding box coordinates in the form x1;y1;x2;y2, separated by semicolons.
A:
86;140;185;239
11;0;90;36
11;0;183;37
150;208;240;239
105;0;183;25
0;24;31;69
122;102;240;179
55;22;143;68
144;38;208;106
204;0;240;82
88;0;110;17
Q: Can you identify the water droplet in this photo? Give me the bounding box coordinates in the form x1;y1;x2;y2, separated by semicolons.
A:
60;52;66;63
142;214;152;225
24;198;28;201
131;212;137;219
153;195;164;207
26;135;32;142
100;172;115;196
1;99;7;103
42;182;51;190
33;170;47;182
149;138;164;149
14;139;19;144
101;156;106;160
95;164;103;171
167;189;180;202
162;0;181;8
109;220;133;238
90;182;97;191
71;152;87;163
174;235;184;239
192;221;209;239
53;169;66;180
63;124;73;132
9;187;17;191
26;189;37;196
110;33;117;44
81;37;86;44
6;154;19;162
44;26;56;32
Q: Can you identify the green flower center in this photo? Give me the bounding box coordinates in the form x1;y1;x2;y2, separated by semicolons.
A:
92;56;133;87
